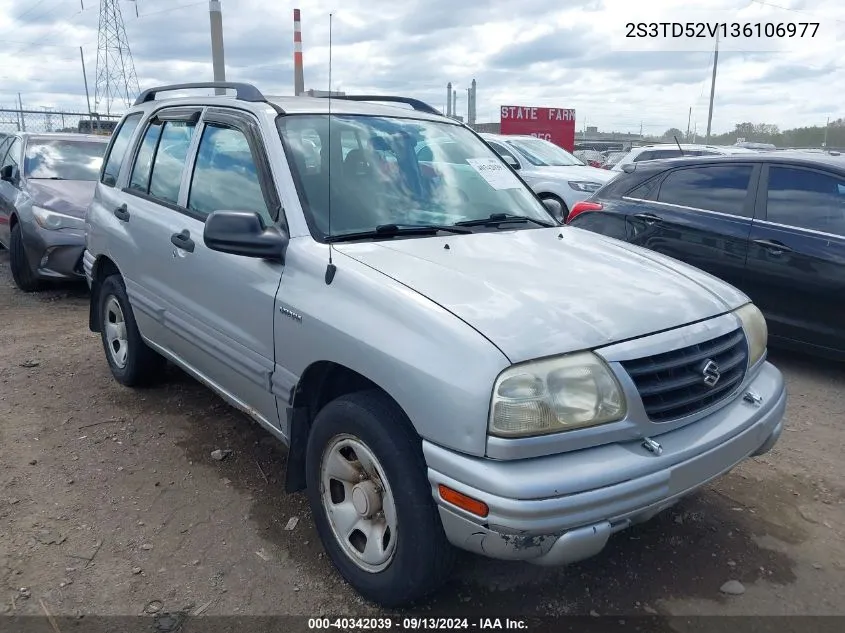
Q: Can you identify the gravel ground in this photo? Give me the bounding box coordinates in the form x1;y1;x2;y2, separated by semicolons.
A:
1;248;844;624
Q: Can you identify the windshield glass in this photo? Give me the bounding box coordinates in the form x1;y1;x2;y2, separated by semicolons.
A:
278;115;554;239
25;139;107;180
507;137;584;167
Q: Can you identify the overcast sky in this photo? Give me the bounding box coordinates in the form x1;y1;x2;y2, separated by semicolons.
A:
0;0;842;135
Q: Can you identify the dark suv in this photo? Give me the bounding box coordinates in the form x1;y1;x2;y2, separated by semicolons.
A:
567;153;845;359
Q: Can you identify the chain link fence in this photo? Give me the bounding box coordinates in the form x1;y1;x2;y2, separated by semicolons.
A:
0;109;121;136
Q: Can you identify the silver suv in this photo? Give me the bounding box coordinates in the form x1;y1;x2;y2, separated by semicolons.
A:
84;82;786;607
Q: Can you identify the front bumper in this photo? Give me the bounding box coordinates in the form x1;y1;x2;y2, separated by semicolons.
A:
21;222;86;281
425;360;785;565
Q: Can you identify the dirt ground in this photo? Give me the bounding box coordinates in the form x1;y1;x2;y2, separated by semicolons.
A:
1;248;844;624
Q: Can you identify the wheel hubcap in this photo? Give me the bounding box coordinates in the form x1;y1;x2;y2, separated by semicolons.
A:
104;296;129;369
320;434;398;573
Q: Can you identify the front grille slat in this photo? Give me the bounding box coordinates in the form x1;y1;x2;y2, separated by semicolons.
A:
621;327;749;423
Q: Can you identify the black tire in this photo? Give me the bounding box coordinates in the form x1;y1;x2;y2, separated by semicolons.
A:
540;193;569;222
98;274;165;387
305;390;455;607
9;223;42;292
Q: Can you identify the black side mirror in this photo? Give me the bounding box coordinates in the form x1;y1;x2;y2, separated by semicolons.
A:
542;197;563;220
503;155;520;170
1;165;19;183
203;210;289;261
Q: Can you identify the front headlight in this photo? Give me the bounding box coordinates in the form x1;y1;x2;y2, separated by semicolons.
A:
489;352;627;438
32;206;85;231
734;302;768;366
567;180;602;192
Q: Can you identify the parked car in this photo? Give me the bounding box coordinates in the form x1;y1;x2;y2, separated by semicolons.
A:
611;143;757;173
480;133;615;220
567;152;845;359
84;82;785;607
574;149;605;167
601;150;627;169
0;132;109;291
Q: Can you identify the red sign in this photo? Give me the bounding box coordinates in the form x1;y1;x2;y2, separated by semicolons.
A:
499;106;576;152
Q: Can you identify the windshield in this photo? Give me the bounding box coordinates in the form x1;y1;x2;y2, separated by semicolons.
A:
278;115;554;239
25;139;107;180
507;137;584;167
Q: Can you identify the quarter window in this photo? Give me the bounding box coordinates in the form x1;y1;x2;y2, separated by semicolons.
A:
657;165;753;216
187;124;270;221
766;166;845;236
102;112;142;187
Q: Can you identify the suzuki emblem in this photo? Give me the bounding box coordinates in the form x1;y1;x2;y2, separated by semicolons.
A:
701;359;721;388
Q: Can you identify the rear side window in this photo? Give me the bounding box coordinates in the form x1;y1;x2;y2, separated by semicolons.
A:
657;165;753;216
102;112;142;187
149;121;196;204
766;166;845;236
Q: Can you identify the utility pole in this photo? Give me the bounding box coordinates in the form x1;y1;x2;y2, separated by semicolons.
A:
209;0;226;93
686;106;692;140
639;121;643;138
823;116;830;148
18;93;25;131
80;47;93;118
705;32;719;142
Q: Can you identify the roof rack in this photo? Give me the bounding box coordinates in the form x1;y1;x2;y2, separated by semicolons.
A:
315;94;442;116
133;82;268;106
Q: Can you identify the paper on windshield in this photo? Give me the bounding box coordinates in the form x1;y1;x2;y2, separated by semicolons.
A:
466;157;522;190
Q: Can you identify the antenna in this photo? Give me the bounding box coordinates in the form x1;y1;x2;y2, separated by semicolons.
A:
673;135;684;156
324;12;337;285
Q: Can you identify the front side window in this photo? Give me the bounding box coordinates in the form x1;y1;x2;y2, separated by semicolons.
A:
1;138;21;171
507;137;583;166
278;115;553;239
766;166;845;236
657;165;753;216
102;112;142;186
486;141;520;166
187;124;270;221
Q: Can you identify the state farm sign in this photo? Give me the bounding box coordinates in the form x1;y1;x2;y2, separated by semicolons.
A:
499;106;576;152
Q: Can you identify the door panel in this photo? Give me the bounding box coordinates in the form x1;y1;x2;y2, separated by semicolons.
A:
626;163;758;294
745;164;845;354
159;114;284;429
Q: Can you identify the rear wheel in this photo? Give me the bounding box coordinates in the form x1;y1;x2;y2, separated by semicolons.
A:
305;390;455;607
539;193;569;222
98;274;165;386
9;223;42;292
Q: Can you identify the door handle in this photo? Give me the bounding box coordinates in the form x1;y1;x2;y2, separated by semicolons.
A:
113;204;130;222
633;212;662;224
753;238;792;255
170;229;195;253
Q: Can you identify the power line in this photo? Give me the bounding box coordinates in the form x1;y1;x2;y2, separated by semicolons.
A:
749;0;845;24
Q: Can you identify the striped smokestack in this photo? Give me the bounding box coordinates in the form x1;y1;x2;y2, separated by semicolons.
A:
294;8;304;96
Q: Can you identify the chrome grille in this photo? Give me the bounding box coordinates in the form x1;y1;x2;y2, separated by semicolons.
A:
621;328;748;422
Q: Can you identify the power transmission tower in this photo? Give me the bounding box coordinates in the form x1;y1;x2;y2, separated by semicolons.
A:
94;0;140;115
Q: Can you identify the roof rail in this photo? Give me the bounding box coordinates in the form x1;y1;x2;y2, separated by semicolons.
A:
133;82;267;106
316;94;442;116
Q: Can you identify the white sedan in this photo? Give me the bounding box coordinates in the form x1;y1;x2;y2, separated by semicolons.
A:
481;133;615;221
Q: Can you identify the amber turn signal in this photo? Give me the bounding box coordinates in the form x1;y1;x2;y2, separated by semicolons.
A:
438;484;489;518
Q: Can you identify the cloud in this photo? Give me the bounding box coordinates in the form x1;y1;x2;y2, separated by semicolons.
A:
0;0;842;134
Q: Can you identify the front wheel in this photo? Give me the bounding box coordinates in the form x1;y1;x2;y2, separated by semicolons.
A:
9;223;42;292
305;390;455;607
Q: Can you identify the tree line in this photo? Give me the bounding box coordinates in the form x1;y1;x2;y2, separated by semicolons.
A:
657;119;845;148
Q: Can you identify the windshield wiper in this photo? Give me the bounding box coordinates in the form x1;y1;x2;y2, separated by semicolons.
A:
326;223;472;243
454;213;556;228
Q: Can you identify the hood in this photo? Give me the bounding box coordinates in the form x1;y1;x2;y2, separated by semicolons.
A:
25;180;97;217
524;164;615;183
337;228;748;363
